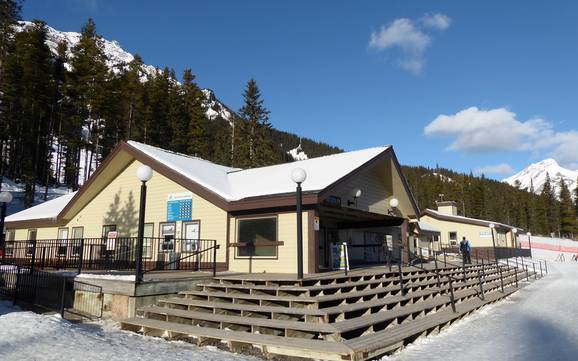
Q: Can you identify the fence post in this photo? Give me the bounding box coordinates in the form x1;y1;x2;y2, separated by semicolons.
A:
88;244;93;269
13;265;21;305
539;261;543;277
533;263;537;280
434;256;441;288
443;251;447;267
545;260;548;274
499;266;504;293
477;270;485;300
41;247;46;270
398;259;405;295
60;276;67;318
525;264;529;281
448;277;456;312
30;240;37;276
77;238;85;275
462;256;467;284
515;256;519;269
514;263;518;288
212;240;218;277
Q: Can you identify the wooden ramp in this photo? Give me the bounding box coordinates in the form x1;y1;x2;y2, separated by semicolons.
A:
121;263;542;360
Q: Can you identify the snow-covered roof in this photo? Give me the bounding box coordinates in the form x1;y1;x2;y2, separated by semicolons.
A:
129;141;389;201
5;191;77;222
418;221;440;233
6;142;391;223
423;209;515;230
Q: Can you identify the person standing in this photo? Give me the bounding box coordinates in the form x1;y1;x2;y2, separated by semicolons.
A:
460;236;472;264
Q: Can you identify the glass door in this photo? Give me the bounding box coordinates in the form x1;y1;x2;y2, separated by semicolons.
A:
182;221;200;253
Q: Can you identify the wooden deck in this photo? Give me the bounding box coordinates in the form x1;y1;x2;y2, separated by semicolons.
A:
121;262;542;360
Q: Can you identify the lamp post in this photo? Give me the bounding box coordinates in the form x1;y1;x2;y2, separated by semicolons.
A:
0;191;13;261
526;232;533;258
291;168;307;280
135;165;153;283
489;223;498;264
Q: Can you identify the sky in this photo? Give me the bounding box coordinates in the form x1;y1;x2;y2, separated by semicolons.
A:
21;0;578;179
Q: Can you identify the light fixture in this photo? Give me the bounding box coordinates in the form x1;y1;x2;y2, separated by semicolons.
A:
512;228;518;234
0;192;13;204
526;232;531;237
137;165;153;182
347;188;362;206
389;198;399;208
489;223;495;229
291;168;307;184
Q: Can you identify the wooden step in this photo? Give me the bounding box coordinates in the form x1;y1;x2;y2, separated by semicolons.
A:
120;317;354;361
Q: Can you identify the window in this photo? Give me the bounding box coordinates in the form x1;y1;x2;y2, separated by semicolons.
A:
102;225;117;237
57;228;69;256
182;221;200;253
237;217;277;257
143;223;154;258
159;222;175;252
26;230;37;257
71;227;84;257
4;230;15;257
449;232;457;246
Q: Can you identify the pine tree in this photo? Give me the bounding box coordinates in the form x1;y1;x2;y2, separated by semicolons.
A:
181;69;208;158
238;78;276;167
558;179;575;238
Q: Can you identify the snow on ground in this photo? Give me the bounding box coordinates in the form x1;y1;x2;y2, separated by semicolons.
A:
0;301;257;361
382;248;578;361
76;273;136;281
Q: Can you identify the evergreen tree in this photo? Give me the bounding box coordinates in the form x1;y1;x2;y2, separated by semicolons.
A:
238;78;276;167
181;69;208;158
558;179;576;238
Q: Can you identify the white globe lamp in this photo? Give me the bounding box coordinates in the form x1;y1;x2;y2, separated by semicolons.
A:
389;198;399;208
137;165;153;182
291;168;307;184
0;192;13;204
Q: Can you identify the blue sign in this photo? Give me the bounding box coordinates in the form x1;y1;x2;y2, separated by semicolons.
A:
167;193;193;221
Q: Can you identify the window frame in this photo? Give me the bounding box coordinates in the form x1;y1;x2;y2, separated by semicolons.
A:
57;227;69;256
181;220;201;253
71;227;84;257
235;216;279;259
26;229;37;257
159;222;176;252
4;230;15;257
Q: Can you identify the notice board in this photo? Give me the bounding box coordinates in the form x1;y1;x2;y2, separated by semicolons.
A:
167;192;193;221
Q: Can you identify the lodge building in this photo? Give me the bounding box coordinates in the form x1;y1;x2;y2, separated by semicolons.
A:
4;141;523;274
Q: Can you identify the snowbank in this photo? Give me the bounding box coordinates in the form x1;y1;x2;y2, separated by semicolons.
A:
76;274;136;281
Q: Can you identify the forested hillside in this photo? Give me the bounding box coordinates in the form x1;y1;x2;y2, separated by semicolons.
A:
402;165;578;238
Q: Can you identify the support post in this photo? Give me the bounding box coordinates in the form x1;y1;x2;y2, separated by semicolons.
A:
539;261;543;277
296;182;303;280
77;238;85;275
477;270;485;300
30;239;37;276
490;227;498;264
135;181;147;283
448;277;456;313
499;266;504;293
212;240;218;277
0;202;6;262
398;259;405;295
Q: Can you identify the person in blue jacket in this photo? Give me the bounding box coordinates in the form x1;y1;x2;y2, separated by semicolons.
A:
459;236;472;264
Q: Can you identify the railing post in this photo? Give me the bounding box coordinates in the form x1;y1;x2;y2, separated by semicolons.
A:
533;263;537;280
545;260;548;274
514;263;518;288
60;276;67;318
398;259;405;295
212;240;217;277
434;255;441;288
41;247;46;269
499;266;504;293
477;270;485;300
538;261;543;277
462;255;467;284
525;264;529;281
481;257;485;274
13;265;21;305
30;239;37;276
77;238;85;275
443;251;447;267
448;277;456;313
515;256;519;269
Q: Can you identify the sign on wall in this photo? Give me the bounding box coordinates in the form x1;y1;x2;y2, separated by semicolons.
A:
167;192;193;221
479;231;492;238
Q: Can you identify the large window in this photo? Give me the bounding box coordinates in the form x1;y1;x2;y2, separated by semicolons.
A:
237;217;278;257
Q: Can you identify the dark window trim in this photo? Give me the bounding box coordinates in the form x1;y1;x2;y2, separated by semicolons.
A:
159;222;176;252
181;220;201;253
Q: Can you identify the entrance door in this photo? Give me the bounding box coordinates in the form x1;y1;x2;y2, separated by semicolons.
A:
319;228;339;270
182;221;200;252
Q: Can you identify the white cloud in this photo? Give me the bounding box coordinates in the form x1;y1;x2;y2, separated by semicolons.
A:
474;163;515;175
424;106;578;169
421;13;452;30
369;13;450;74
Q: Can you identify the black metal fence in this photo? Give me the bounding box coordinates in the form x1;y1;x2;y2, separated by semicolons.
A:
2;237;219;274
0;265;71;316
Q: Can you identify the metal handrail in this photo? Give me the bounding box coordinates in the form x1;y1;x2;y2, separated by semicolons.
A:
143;240;220;276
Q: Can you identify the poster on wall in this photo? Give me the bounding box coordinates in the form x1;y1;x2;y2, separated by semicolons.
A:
167;192;193;221
106;231;117;251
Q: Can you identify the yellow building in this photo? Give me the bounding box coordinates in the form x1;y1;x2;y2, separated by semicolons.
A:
5;141;420;274
420;201;519;249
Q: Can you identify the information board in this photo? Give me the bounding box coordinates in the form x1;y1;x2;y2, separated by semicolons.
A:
167;192;193;221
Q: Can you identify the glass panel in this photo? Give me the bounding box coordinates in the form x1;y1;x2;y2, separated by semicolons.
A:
26;230;37;256
160;223;175;252
58;228;68;256
71;227;84;256
182;222;200;252
237;218;277;257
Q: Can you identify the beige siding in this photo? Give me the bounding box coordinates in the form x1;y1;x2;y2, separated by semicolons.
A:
228;211;309;274
420;215;511;248
9;160;228;263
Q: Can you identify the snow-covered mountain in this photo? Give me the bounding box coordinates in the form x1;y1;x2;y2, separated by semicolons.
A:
286;144;308;161
504;159;578;196
15;21;233;123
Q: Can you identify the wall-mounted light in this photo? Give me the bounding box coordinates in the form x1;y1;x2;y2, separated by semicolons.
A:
347;188;362;207
387;198;399;215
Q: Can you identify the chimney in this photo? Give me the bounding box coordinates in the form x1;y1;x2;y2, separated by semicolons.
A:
437;201;458;216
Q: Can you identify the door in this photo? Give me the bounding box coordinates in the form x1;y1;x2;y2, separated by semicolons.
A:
319;228;339;270
182;221;200;252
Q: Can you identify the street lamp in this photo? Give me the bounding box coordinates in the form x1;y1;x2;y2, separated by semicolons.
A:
135;165;153;283
489;223;498;264
291;168;307;280
526;232;533;258
0;191;13;260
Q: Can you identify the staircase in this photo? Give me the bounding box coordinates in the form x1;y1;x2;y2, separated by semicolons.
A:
121;262;541;360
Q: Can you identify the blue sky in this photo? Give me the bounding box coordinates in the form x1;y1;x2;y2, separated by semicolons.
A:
22;0;578;178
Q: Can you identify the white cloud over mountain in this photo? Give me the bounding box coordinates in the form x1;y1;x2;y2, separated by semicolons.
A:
424;106;578;169
368;13;450;74
474;163;514;175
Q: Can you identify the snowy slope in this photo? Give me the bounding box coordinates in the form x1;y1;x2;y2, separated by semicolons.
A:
15;21;233;123
503;158;577;196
